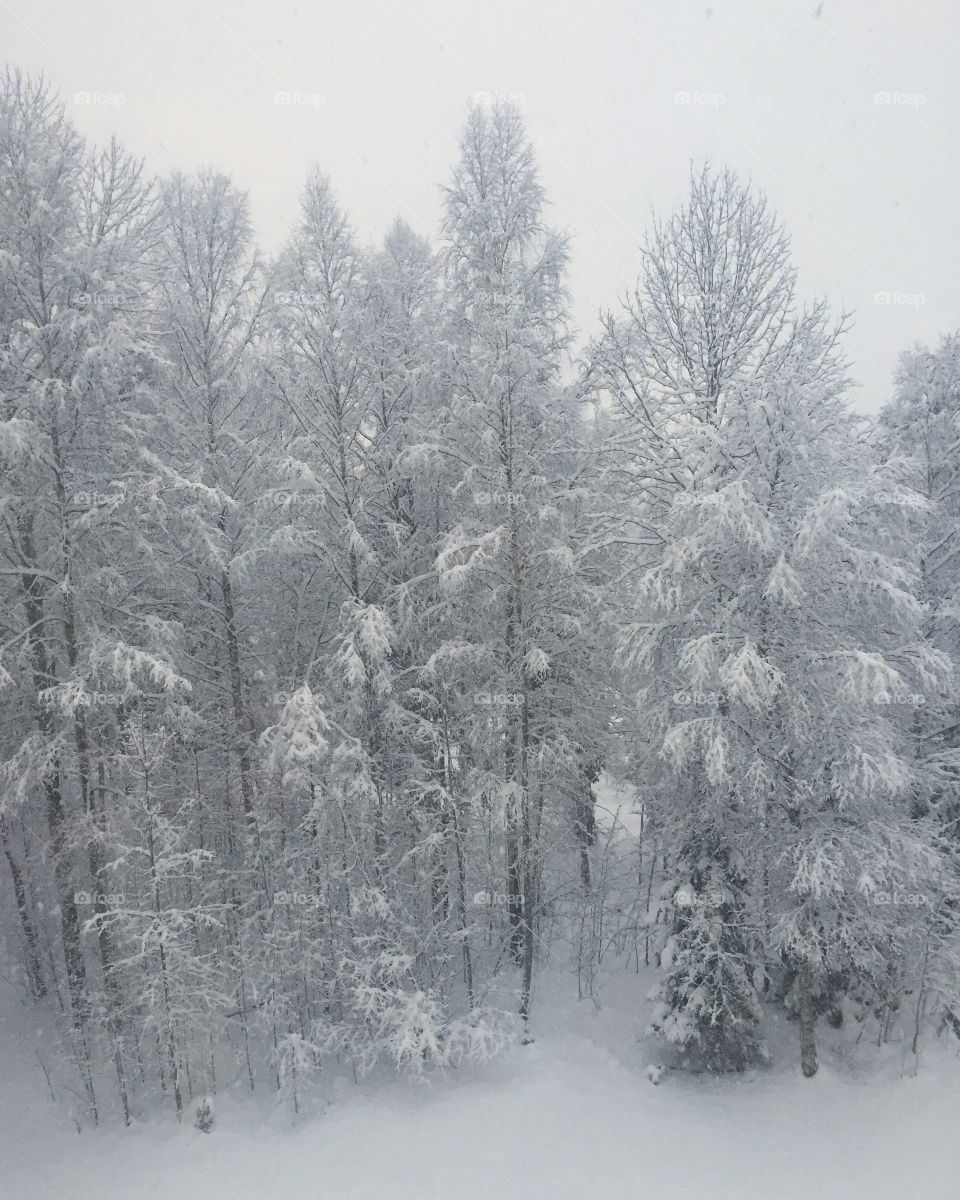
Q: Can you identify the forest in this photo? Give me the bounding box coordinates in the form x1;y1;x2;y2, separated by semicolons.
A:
0;65;958;1130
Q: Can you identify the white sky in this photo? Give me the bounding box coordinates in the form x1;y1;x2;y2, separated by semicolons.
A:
4;0;959;411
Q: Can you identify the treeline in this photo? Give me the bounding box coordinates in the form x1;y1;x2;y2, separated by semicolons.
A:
0;67;957;1124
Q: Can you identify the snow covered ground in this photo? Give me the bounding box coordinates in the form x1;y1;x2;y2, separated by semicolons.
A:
4;971;958;1200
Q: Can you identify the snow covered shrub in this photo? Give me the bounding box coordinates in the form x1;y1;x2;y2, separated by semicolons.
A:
651;859;767;1072
444;1007;523;1066
193;1097;214;1133
276;1032;325;1115
342;922;520;1075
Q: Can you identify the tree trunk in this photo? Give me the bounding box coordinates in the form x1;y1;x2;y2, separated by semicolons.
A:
0;816;47;997
575;769;596;891
518;690;535;1034
221;559;257;831
19;541;87;1022
443;714;474;1007
798;962;819;1077
503;709;523;964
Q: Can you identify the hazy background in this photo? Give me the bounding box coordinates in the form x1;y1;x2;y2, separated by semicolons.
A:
4;0;959;410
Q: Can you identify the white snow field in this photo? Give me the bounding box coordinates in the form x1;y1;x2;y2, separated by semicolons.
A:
3;972;958;1200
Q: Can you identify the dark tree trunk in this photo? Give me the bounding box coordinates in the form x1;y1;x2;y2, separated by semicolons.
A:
798;962;819;1077
0;816;46;998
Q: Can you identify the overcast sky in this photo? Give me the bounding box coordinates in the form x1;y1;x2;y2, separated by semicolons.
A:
4;0;959;411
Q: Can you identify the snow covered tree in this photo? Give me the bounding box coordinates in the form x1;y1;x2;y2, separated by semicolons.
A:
591;165;954;1073
0;68;165;1116
435;98;603;1028
877;334;960;1046
879;336;960;827
2;65;955;1122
